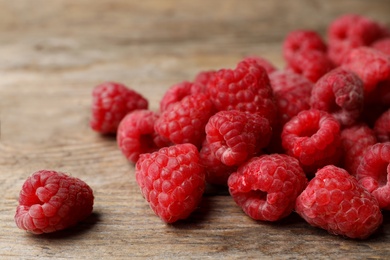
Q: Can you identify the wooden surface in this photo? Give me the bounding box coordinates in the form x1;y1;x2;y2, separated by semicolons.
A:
1;0;390;259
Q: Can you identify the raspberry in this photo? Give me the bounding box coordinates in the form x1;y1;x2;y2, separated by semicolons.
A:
372;37;390;56
286;50;334;83
327;14;387;65
356;142;390;210
310;68;364;127
159;81;206;112
228;154;307;221
117;109;168;164
342;47;390;95
15;170;94;234
135;143;205;223
283;30;327;63
281;109;342;174
245;55;277;74
207;58;277;125
90;82;148;134
340;124;377;176
269;70;313;125
205;110;272;166
154;93;215;147
374;109;390;142
295;165;383;239
199;140;237;186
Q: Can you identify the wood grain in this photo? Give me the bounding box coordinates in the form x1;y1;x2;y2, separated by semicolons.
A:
1;0;390;259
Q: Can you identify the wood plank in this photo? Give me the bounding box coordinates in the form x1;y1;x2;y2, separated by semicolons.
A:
1;0;390;259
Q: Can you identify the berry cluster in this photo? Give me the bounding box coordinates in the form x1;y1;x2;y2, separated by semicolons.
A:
15;14;390;240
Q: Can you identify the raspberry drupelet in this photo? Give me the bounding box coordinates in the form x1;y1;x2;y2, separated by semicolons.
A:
295;165;383;239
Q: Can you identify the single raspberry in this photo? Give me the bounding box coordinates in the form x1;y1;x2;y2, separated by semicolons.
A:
205;110;272;166
245;55;277;74
90;82;148;134
327;14;387;65
286;50;334;83
283;30;327;63
154;93;215;147
206;58;277;125
310;68;364;127
372;37;390;56
159;81;206;112
281;109;342;174
135;143;205;223
342;47;390;95
295;165;383;239
228;154;307;221
356;142;390;210
269;70;313;125
340;124;377;176
117;109;168;164
199;140;238;186
15;170;94;234
374;109;390;142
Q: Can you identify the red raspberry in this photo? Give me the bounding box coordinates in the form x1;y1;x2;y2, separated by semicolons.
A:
295;165;383;239
374;109;390;142
199;140;237;186
15;170;94;234
372;37;390;56
90;82;148;134
283;30;327;63
310;68;364;127
245;55;277;74
269;70;313;125
117;109;168;164
340;124;377;176
155;93;215;147
205;110;272;166
159;81;206;112
327;14;387;65
342;47;390;95
207;58;277;125
228;154;307;221
281;109;342;174
135;143;205;223
356;142;390;210
286;50;334;83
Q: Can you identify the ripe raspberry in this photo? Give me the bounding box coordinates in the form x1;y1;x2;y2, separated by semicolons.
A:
327;14;387;65
205;110;272;166
15;170;94;234
117;109;168;164
159;81;206;112
207;58;277;125
155;93;215;147
295;165;383;239
310;68;364;127
269;70;313;125
374;109;390;142
199;140;238;186
286;50;334;83
90;82;148;134
283;30;327;63
281;109;342;174
342;47;390;95
135;143;205;223
245;55;277;74
356;142;390;210
340;124;377;176
228;154;307;221
372;37;390;56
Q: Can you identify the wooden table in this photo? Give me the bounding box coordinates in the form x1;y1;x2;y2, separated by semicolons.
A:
1;1;390;259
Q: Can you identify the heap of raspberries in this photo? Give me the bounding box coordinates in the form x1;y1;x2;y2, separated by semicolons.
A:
15;14;390;240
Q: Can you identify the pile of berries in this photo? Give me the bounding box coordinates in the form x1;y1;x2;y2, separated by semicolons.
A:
15;14;390;240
